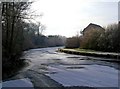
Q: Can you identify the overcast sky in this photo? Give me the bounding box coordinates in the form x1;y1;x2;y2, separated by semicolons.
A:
30;0;119;37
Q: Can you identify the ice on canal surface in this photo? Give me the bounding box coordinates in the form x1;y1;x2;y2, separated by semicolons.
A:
4;47;119;88
46;64;118;87
2;78;34;88
23;47;119;87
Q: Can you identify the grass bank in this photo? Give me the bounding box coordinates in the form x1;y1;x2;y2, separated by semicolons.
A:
58;48;120;61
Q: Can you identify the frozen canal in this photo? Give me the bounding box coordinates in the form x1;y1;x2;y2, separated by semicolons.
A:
3;47;119;88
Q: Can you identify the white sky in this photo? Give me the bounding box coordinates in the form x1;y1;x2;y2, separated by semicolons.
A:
30;0;119;37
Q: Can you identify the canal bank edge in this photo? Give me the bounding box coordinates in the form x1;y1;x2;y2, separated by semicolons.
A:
58;48;120;62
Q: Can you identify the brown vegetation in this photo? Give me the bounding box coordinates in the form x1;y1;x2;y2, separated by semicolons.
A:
65;36;80;48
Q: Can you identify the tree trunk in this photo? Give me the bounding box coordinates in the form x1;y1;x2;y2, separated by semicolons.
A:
9;2;15;57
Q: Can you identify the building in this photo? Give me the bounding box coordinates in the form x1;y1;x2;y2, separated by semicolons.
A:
82;23;104;36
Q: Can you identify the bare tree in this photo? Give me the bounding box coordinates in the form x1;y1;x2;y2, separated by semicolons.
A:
2;2;32;60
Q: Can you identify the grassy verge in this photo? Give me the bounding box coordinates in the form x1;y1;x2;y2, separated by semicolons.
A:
58;48;120;60
74;48;96;53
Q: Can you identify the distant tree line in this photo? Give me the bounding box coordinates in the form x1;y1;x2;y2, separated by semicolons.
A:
21;22;66;50
65;23;120;53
